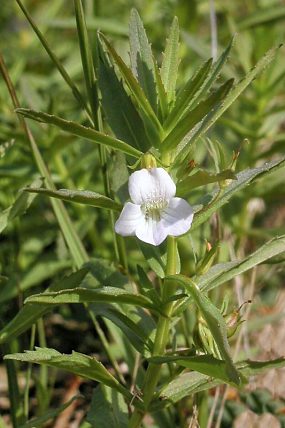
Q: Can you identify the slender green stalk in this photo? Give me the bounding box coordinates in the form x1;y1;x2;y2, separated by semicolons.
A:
129;237;177;427
2;343;23;428
37;318;49;412
88;311;126;384
24;325;36;420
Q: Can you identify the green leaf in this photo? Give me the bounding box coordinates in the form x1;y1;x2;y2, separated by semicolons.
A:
176;169;236;197
148;354;237;384
24;287;156;311
175;234;285;317
98;43;152;152
100;34;162;136
192;157;285;231
161;79;234;152
24;187;122;211
16;108;143;159
86;385;128;428
158;371;219;405
164;58;213;130
164;37;234;131
161;17;180;105
0;178;42;234
198;235;285;293
154;60;169;121
237;358;285;376
192;36;236;108
176;45;282;162
0;269;88;344
158;357;285;404
18;396;80;428
129;9;157;110
168;275;240;385
209;44;282;126
4;348;130;398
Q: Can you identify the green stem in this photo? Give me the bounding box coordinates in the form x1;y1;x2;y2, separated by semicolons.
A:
129;237;177;428
24;325;36;420
3;342;23;428
37;318;49;412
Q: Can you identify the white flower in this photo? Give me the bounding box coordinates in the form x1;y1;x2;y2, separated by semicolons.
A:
115;167;194;246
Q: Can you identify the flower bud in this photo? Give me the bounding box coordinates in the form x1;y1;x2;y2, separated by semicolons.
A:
140;153;157;169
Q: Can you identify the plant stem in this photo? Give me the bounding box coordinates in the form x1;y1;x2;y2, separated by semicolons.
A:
129;236;177;428
24;325;36;420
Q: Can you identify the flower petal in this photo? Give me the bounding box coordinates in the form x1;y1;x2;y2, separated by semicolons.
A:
129;168;176;204
115;202;144;237
160;197;194;236
135;218;168;246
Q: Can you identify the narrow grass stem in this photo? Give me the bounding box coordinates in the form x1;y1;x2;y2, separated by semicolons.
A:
24;325;36;420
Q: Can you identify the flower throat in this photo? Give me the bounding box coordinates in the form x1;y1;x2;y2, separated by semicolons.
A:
142;197;168;221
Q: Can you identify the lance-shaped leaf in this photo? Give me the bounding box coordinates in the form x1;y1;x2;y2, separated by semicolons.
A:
98;43;152;152
25;287;156;311
100;34;162;136
161;17;180;105
0;269;88;344
164;58;213;130
167;275;240;385
165;37;235;132
4;348;130;398
191;36;236;108
198;235;285;293
192;157;285;231
129;9;157;110
158;357;285;405
24;188;122;211
175;235;285;317
148;354;238;384
16;109;143;158
176;169;236;196
161;79;234;152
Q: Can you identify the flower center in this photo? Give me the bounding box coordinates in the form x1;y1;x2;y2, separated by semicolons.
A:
142;197;168;221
